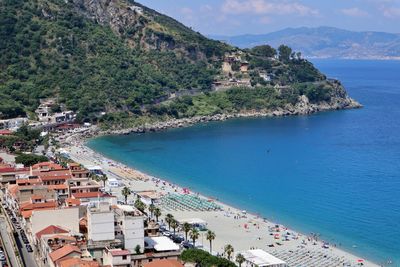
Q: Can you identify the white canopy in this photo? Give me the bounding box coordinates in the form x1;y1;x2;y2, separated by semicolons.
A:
178;218;207;225
239;249;287;267
144;236;179;252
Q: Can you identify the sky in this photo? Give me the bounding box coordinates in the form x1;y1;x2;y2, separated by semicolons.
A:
137;0;400;35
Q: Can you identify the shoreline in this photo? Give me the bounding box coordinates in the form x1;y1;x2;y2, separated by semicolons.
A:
57;115;381;267
85;97;361;137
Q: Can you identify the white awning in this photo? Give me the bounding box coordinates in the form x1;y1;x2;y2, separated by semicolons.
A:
144;236;179;252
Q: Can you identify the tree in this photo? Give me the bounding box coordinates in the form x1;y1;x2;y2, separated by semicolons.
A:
15;154;48;167
206;230;216;254
165;213;174;231
134;197;147;212
100;174;108;187
278;45;292;63
148;203;155;219
180;249;236;267
182;222;191;241
189;228;199;247
170;219;178;235
224;244;234;261
236;253;245;267
251;45;277;58
154;207;161;222
121;187;131;204
134;245;141;254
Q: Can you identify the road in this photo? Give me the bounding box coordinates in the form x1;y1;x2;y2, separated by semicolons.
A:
0;216;20;267
0;201;38;267
14;230;38;267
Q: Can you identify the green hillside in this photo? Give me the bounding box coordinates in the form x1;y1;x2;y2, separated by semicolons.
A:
0;0;355;125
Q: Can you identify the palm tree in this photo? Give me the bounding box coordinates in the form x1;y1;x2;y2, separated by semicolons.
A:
206;230;216;253
165;213;174;231
224;244;234;261
134;198;147;213
189;228;199;247
170;219;178;235
148;203;155;219
154;207;161;222
100;174;108;187
236;253;245;267
182;222;191;241
121;187;131;204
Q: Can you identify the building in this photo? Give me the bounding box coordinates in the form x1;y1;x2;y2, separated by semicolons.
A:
29;207;80;236
48;244;82;267
103;248;131;267
0;117;28;130
237;249;288;267
87;202;115;243
129;236;181;267
240;61;250;73
114;205;144;252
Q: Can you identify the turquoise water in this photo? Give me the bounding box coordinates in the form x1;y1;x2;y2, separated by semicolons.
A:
88;60;400;266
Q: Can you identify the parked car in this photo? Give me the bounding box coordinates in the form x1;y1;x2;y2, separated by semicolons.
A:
181;240;194;249
162;231;171;237
170;234;184;244
26;245;33;253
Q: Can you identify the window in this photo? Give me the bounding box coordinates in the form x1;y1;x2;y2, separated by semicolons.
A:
122;255;127;260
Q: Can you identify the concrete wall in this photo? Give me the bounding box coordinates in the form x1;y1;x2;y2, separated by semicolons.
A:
30;207;79;235
122;215;144;252
87;208;115;242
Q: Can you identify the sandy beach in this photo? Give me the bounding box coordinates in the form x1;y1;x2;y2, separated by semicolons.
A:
57;129;380;267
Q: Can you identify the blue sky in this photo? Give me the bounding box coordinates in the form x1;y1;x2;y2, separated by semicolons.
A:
137;0;400;35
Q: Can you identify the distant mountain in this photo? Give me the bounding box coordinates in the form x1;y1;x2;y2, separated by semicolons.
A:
211;27;400;59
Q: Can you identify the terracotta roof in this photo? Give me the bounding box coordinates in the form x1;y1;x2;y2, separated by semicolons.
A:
20;201;57;211
36;225;69;240
0;130;13;135
57;258;100;267
143;259;184;267
21;210;33;219
31;194;45;200
32;162;64;170
0;167;15;173
108;249;130;256
49;244;81;262
7;184;19;197
66;198;81;206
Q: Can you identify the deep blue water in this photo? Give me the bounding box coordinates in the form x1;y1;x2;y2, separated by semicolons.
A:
88;60;400;265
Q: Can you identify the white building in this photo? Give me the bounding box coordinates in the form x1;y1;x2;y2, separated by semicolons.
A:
103;248;131;267
87;202;115;242
0;117;28;130
114;205;144;252
238;249;287;267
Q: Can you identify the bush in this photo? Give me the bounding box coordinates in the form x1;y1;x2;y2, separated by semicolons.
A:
180;249;236;267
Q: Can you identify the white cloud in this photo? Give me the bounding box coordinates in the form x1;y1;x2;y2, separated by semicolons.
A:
381;6;400;17
341;7;369;17
221;0;319;16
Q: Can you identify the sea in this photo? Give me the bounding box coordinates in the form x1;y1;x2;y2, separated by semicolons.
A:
87;60;400;266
